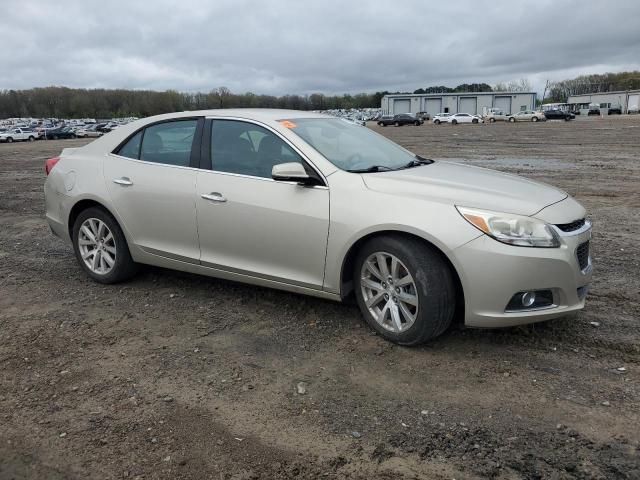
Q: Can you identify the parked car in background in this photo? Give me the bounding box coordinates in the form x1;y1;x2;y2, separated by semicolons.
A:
415;112;431;121
76;125;104;138
378;114;422;127
432;113;451;124
507;110;547;122
45;127;77;140
44;109;592;345
483;108;509;123
447;113;482;124
541;109;573;121
0;128;37;143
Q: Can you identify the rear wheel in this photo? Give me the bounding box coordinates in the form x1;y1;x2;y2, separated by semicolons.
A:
414;120;420;126
509;117;516;122
394;121;400;127
72;207;138;284
6;137;13;143
354;235;455;345
28;136;35;141
451;119;458;125
531;117;538;122
472;118;478;124
434;119;440;125
490;118;496;123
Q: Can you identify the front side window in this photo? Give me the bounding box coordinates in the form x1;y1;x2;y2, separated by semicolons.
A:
211;120;302;178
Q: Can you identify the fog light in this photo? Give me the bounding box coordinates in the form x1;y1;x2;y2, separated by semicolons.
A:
521;291;536;307
505;289;554;312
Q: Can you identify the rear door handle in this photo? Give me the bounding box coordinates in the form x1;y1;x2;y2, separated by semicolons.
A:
201;192;227;203
113;177;133;186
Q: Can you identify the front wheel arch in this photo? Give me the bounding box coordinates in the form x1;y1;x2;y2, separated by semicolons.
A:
339;231;464;322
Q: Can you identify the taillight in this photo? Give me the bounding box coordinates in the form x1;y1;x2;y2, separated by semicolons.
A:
45;156;60;175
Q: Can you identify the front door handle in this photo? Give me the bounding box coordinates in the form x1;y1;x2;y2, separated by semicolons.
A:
113;177;133;186
201;192;227;203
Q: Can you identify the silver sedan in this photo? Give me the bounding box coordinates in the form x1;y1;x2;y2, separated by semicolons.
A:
44;109;592;345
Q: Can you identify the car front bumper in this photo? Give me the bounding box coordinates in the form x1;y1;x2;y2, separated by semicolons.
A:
453;224;592;328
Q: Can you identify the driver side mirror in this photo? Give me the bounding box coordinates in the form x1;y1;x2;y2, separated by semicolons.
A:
272;162;314;185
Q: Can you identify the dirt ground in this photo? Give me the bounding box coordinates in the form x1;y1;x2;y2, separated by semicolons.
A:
0;116;638;480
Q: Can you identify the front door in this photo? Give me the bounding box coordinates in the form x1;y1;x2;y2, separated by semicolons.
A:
104;118;202;262
195;119;329;289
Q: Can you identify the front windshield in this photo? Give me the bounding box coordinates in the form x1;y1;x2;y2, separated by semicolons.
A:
283;118;422;172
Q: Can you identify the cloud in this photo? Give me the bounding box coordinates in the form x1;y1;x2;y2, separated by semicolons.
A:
1;0;639;95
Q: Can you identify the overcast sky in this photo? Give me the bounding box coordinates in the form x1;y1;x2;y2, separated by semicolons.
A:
2;0;639;95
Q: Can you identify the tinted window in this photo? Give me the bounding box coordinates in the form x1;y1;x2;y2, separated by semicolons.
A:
140;120;197;167
116;130;142;159
211;120;302;178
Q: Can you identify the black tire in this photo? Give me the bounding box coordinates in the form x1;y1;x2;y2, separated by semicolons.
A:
531;117;538;122
6;137;13;143
490;118;496;123
509;117;516;122
472;118;478;124
451;119;458;125
380;123;386;127
414;120;420;126
52;135;59;140
71;134;77;139
353;235;455;345
394;121;400;127
28;136;35;142
434;119;440;125
72;206;138;284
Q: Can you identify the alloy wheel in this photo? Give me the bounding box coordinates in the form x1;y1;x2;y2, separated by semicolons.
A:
360;252;419;333
78;218;116;275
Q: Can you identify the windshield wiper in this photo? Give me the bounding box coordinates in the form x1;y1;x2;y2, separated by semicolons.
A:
346;165;394;173
401;155;434;169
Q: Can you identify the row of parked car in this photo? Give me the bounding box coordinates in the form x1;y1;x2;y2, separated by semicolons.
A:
376;108;575;127
0;122;125;143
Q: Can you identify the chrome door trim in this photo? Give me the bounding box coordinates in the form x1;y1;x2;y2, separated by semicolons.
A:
140;246;200;265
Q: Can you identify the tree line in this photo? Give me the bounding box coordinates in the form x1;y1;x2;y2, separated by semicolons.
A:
0;87;391;119
546;71;640;102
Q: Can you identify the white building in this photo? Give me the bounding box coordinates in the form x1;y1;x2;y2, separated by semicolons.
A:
567;90;640;114
381;92;537;116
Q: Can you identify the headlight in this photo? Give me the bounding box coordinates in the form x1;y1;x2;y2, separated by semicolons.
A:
456;206;560;248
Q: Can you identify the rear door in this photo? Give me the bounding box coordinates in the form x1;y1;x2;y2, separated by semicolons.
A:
104;118;204;262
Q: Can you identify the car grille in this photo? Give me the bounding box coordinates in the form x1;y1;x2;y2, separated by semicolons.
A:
556;218;586;232
576;241;590;270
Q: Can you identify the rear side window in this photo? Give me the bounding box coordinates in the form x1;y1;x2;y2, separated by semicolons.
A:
114;120;197;167
117;131;142;159
141;120;197;167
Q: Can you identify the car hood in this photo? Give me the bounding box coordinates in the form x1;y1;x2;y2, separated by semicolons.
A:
361;160;567;216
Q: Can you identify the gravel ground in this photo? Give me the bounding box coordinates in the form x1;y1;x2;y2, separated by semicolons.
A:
0;116;638;479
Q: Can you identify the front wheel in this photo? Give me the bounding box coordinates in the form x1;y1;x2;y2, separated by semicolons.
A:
490;118;496;123
6;137;13;143
72;207;138;284
531;117;538;122
509;117;516;122
354;235;455;345
394;121;400;127
451;119;458;125
472;118;478;124
414;121;420;126
434;119;440;125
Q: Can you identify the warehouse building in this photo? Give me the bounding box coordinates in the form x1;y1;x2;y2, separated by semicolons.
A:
567;90;640;114
381;92;537;116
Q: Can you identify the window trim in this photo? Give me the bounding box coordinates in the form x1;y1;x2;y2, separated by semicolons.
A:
202;116;327;187
111;117;205;169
